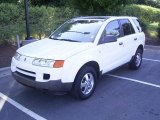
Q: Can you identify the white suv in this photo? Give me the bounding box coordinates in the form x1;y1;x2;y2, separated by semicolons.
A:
11;16;145;99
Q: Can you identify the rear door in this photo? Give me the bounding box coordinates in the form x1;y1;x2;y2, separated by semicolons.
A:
118;19;136;61
132;18;145;49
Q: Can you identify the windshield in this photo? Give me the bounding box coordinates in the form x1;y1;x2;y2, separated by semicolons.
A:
49;19;104;42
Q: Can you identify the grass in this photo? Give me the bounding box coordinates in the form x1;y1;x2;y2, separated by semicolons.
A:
147;22;159;38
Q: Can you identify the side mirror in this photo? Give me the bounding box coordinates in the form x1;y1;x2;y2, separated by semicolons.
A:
104;35;117;43
99;35;117;44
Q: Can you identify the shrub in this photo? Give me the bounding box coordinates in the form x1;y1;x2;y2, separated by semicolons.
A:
158;23;160;39
0;3;24;44
28;6;55;39
0;3;77;44
121;4;160;33
121;4;160;23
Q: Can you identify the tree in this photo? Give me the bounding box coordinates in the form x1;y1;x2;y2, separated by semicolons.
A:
28;0;66;7
146;0;160;8
70;0;134;15
135;0;147;4
0;0;19;4
135;0;160;8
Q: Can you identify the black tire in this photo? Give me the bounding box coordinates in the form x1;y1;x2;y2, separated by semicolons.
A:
71;66;97;100
129;48;143;70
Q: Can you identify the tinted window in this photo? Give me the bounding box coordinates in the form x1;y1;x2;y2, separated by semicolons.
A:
130;23;135;33
49;19;104;42
132;19;142;32
120;19;135;36
105;20;120;37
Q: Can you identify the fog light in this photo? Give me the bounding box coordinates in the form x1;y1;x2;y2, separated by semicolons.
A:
43;74;50;80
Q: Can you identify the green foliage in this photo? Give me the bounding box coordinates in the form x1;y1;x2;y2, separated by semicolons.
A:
121;4;160;23
0;2;159;44
158;23;160;39
70;0;134;15
121;4;160;33
134;0;160;8
135;0;147;4
146;22;159;37
0;3;77;44
0;3;24;44
28;0;67;7
29;6;76;39
0;0;66;7
0;0;19;4
29;6;54;39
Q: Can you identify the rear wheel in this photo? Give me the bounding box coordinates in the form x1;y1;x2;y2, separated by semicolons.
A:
71;66;97;100
129;48;143;70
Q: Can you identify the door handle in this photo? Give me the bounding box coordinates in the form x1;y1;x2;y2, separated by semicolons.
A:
134;38;137;41
119;42;123;45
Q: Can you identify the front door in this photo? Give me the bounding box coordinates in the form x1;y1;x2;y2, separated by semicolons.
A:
98;20;125;73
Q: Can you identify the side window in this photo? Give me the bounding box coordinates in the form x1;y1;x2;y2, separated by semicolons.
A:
99;20;120;44
105;20;120;37
120;19;135;36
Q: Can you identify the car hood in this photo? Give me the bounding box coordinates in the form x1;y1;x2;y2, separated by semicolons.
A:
17;38;94;60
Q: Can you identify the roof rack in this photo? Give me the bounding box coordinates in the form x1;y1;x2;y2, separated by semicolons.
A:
74;16;111;19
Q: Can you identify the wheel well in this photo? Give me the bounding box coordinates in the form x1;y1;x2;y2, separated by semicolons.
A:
81;61;100;78
138;45;144;54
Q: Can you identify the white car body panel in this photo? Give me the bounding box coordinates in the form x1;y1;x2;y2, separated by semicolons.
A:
17;38;94;60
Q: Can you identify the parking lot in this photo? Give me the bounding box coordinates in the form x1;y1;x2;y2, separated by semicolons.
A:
0;45;160;120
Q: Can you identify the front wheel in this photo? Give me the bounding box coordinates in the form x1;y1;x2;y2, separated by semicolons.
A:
129;48;143;70
71;66;97;100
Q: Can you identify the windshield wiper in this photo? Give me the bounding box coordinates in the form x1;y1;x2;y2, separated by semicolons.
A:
58;39;80;42
49;37;79;42
67;31;90;34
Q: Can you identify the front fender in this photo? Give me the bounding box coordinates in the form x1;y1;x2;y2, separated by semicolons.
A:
61;49;101;83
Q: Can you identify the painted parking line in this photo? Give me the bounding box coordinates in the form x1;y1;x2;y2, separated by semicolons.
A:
143;58;160;63
0;92;46;120
107;74;160;89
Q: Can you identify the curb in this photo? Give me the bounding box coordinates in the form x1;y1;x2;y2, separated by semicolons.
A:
0;67;10;72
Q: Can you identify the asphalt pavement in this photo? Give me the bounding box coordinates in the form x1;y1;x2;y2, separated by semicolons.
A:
0;45;160;120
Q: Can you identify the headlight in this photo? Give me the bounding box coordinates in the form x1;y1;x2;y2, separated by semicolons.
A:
14;52;21;61
32;58;55;68
32;58;64;68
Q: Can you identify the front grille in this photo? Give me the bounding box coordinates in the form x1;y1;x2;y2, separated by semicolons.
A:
16;67;36;81
16;71;35;80
17;67;35;74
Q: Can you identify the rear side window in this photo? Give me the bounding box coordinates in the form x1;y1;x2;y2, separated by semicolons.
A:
132;19;142;32
119;19;135;36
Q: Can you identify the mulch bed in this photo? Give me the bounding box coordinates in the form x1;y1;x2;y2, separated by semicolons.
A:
0;44;17;68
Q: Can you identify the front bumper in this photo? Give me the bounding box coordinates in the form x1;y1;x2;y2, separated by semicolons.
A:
12;72;72;92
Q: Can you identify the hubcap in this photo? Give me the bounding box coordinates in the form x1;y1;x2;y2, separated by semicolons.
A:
135;53;142;67
80;73;94;95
